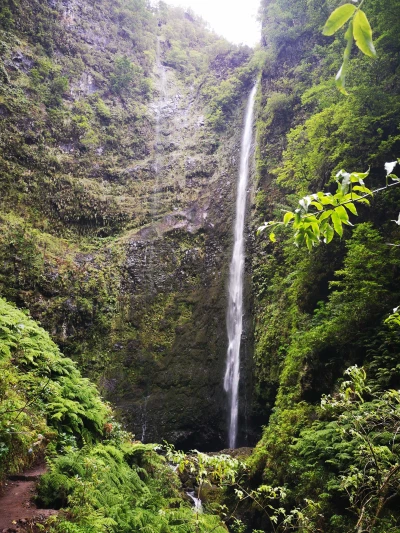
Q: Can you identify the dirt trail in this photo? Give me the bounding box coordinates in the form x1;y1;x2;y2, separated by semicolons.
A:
0;464;57;531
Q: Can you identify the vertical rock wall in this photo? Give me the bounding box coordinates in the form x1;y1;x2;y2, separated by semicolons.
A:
99;56;255;449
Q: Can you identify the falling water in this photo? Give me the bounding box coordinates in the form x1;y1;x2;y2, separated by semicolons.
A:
154;36;167;198
145;35;167;296
140;395;150;442
224;85;257;449
186;491;203;513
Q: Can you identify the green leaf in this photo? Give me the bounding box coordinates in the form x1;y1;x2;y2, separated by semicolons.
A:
353;10;376;57
350;171;369;183
270;232;276;243
336;63;348;95
317;193;335;206
324;224;334;244
353;185;372;195
294;231;304;247
319;209;333;222
322;4;356;36
331;211;343;237
357;198;370;206
283;212;294;225
345;202;358;216
305;228;319;248
335;205;349;223
293;212;302;229
310;201;323;211
302;214;318;225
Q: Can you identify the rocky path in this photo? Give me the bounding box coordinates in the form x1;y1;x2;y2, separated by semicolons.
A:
0;464;57;532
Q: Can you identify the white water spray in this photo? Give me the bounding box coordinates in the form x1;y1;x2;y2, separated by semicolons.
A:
186;491;203;513
154;36;166;182
224;85;257;449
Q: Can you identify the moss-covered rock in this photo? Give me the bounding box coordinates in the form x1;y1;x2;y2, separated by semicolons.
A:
0;0;257;449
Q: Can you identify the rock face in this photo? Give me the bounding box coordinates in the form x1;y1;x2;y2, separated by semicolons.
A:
102;54;255;450
0;0;257;449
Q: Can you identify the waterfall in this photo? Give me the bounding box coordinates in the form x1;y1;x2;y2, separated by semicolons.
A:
140;395;149;442
224;85;257;449
186;491;203;513
153;36;167;208
145;35;166;294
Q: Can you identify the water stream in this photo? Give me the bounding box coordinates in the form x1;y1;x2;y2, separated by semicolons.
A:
186;491;203;513
224;85;257;449
140;395;150;442
153;36;167;218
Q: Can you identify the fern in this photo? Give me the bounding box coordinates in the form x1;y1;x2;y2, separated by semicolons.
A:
0;297;228;532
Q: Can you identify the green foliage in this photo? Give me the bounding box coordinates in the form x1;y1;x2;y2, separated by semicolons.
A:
251;206;400;531
158;3;246;85
165;444;240;487
252;0;400;531
247;367;400;532
291;367;400;531
110;56;139;95
95;98;111;120
0;212;118;369
205;50;258;131
39;442;228;533
0;0;253;403
0;295;230;531
29;57;69;107
258;167;378;249
353;9;376;57
257;0;400;190
0;296;109;479
0;6;13;30
260;160;400;250
164;445;315;532
322;4;356;36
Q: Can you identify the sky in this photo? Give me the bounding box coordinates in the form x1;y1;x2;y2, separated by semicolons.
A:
171;0;261;47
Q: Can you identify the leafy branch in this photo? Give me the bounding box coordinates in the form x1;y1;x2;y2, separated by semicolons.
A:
323;0;376;94
258;161;399;250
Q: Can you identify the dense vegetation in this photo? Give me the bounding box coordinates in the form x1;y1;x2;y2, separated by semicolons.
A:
247;0;400;530
0;296;231;532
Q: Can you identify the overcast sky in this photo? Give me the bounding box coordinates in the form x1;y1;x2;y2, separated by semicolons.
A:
171;0;261;47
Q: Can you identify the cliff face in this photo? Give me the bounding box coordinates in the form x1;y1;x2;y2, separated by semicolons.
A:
105;49;253;449
0;0;257;448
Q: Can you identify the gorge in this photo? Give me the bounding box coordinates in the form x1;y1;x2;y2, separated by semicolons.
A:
1;0;400;531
